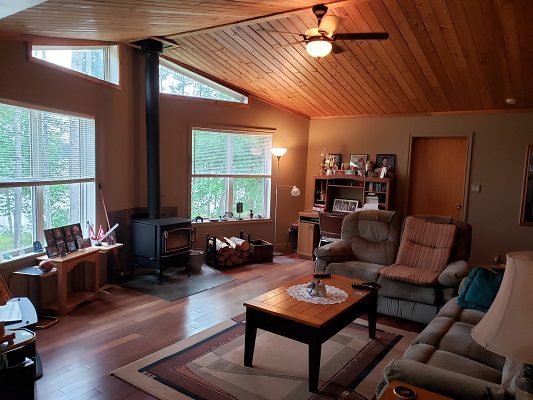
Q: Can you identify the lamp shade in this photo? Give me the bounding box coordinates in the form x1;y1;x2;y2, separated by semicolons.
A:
471;251;533;363
290;186;301;196
271;147;287;157
306;37;332;58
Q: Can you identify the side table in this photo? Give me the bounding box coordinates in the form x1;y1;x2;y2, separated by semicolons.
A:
8;266;58;329
379;380;452;400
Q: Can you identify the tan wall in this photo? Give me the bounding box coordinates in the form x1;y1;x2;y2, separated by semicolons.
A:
0;39;309;283
306;113;533;264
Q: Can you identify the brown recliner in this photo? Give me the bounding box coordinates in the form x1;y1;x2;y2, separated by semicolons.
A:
314;210;402;282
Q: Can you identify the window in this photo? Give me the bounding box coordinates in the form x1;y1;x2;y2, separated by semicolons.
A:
0;101;95;259
160;59;248;104
191;129;272;219
31;45;119;85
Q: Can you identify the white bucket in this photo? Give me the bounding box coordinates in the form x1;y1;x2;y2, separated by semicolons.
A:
189;249;204;272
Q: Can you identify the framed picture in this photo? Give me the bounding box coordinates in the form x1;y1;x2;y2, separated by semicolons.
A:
330;154;342;169
520;144;533;226
349;154;368;167
376;154;396;173
63;225;74;241
76;237;91;249
57;240;67;257
53;227;65;242
332;198;359;213
45;245;59;258
44;229;54;246
71;223;82;238
66;241;77;252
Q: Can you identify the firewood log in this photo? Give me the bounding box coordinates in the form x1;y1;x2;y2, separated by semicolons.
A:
229;237;250;251
224;237;241;251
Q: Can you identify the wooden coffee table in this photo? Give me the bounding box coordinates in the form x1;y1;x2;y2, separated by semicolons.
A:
243;274;377;392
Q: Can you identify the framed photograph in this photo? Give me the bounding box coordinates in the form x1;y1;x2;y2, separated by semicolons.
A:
71;223;82;237
44;229;54;246
520;144;533;226
53;227;65;242
57;240;67;257
332;198;359;213
376;154;396;173
66;241;77;252
330;154;342;169
76;237;91;249
45;245;59;258
349;154;368;167
63;225;74;241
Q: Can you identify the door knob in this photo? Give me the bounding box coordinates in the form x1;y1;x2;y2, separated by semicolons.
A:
455;204;462;209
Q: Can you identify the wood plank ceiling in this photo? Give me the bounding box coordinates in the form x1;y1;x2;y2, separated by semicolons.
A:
1;0;532;118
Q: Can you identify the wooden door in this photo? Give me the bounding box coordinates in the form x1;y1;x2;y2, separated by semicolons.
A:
408;137;468;219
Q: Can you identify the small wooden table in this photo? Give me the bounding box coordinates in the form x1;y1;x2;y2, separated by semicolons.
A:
243;274;377;393
37;248;100;315
378;380;452;400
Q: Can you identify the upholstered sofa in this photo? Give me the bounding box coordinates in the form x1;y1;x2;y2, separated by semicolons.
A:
314;210;472;323
378;296;518;399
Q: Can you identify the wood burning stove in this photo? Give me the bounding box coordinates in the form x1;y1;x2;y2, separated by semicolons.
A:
132;217;192;283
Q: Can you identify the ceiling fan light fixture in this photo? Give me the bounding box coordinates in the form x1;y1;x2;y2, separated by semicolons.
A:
306;37;332;58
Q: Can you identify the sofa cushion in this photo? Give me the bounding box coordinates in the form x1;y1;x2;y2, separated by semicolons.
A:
396;216;457;272
326;260;384;282
403;344;502;384
378;276;439;305
458;267;504;312
377;296;438;324
437;297;485;326
379;264;441;285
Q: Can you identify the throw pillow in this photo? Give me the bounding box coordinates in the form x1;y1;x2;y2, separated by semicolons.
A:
458;267;504;312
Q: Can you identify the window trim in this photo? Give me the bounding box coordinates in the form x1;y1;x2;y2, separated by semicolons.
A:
0;99;97;257
189;126;274;221
160;58;248;104
28;41;121;89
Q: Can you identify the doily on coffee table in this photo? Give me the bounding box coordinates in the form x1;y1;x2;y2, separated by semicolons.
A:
287;284;348;305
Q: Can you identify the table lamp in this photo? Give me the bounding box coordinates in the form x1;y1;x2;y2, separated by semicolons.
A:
471;251;533;399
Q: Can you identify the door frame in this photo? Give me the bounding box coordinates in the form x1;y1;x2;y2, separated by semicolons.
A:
406;133;474;221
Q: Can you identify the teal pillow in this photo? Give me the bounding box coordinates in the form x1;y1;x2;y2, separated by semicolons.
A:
458;267;504;312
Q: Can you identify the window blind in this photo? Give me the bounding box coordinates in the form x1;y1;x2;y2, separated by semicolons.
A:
0;102;95;186
192;129;272;176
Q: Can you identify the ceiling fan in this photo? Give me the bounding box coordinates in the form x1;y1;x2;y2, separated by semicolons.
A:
266;4;389;58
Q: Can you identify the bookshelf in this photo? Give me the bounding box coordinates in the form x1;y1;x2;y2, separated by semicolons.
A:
313;175;395;212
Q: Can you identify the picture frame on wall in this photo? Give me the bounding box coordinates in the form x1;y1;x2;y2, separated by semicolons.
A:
520;144;533;226
349;154;368;167
332;198;359;213
376;154;396;173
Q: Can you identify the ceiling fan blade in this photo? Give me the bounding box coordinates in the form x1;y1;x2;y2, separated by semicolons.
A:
331;42;344;54
318;15;339;37
304;27;321;37
332;32;389;41
272;41;306;50
256;28;303;36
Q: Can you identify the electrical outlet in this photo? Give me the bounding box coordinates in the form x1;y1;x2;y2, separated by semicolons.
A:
471;184;481;193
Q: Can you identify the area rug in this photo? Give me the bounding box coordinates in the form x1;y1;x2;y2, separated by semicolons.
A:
121;265;235;302
112;314;417;400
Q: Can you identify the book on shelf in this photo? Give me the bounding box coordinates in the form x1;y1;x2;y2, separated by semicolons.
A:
313;205;325;212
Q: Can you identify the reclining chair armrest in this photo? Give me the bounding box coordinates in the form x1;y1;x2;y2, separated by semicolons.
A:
380;359;506;400
313;240;353;272
438;260;470;287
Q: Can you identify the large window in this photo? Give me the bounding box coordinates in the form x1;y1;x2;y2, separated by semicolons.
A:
191;129;272;219
0;101;95;259
160;59;248;104
31;45;119;85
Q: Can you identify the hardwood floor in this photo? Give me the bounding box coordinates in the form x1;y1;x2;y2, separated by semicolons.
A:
31;256;422;399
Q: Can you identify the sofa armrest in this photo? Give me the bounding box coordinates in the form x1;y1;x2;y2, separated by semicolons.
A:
438;260;470;287
381;359;506;400
313;240;353;272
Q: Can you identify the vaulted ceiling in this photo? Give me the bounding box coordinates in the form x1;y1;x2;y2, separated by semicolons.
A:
1;0;532;118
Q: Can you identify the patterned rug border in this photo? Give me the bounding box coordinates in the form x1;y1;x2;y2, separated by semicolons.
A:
112;316;417;400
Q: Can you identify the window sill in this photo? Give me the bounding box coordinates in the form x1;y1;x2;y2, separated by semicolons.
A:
0;251;46;269
192;218;272;227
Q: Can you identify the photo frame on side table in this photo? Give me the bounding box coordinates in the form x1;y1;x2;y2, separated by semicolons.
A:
332;198;359;213
520;144;533;226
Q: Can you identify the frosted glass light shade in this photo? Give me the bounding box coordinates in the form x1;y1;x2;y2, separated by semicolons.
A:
291;186;301;196
471;251;533;363
271;147;287;157
306;39;332;58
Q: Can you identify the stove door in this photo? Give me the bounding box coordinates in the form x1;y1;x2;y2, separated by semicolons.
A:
163;227;191;255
